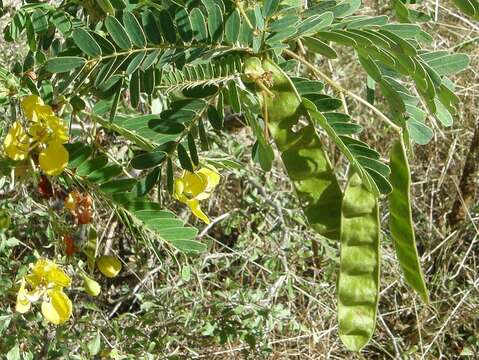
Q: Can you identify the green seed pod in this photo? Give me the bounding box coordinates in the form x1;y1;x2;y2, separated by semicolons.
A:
338;172;380;351
261;58;342;240
389;137;429;303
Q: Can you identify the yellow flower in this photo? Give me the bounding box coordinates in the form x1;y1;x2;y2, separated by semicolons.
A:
3;96;70;177
3;121;30;161
26;258;71;288
174;166;220;224
29;116;68;145
16;258;72;325
39;141;69;176
97;255;122;278
21;95;54;121
28;122;49;144
5;95;70;176
41;289;72;325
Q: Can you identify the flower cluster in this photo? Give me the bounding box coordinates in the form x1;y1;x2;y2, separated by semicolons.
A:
16;258;72;325
174;166;220;224
15;255;123;322
3;95;69;176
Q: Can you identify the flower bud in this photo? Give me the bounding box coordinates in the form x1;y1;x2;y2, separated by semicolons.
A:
64;193;76;210
242;57;265;83
97;255;122;278
0;210;11;230
83;275;101;297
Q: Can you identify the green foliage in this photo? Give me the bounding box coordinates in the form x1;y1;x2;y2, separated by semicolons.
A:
452;0;479;19
66;141;204;253
0;0;473;355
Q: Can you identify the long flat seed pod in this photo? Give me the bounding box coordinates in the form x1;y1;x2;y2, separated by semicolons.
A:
260;58;343;240
338;172;380;351
389;137;429;303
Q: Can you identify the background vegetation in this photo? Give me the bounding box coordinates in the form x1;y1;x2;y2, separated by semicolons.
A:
0;0;478;358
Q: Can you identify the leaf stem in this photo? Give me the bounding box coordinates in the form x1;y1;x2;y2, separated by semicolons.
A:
256;80;275;98
237;2;254;30
283;49;402;134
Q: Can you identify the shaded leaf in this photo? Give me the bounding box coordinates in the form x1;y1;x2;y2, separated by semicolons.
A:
123;11;146;48
44;57;85;73
105;15;132;49
72;28;102;57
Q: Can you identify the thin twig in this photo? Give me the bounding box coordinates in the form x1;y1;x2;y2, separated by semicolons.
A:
108;265;163;318
198;212;232;238
378;313;401;358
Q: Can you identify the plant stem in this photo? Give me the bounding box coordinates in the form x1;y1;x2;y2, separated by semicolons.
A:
283;49;402;134
237;2;254;30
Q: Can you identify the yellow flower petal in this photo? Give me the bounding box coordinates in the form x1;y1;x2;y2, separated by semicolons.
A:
43;259;71;287
195;170;217;200
25;273;42;289
182;171;208;198
30;258;48;276
23;101;54;123
21;95;54;122
46;116;69;143
198;166;221;188
3;121;29;161
173;178;185;199
186;199;210;224
29;258;71;288
41;290;72;325
39;142;69;176
46;267;71;288
15;278;31;314
21;95;44;120
187;166;220;200
97;255;122;278
35;105;55;122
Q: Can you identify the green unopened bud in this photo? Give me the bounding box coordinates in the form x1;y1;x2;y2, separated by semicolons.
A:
6;77;17;91
83;275;101;296
242;57;265;83
0;210;10;230
97;255;122;278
